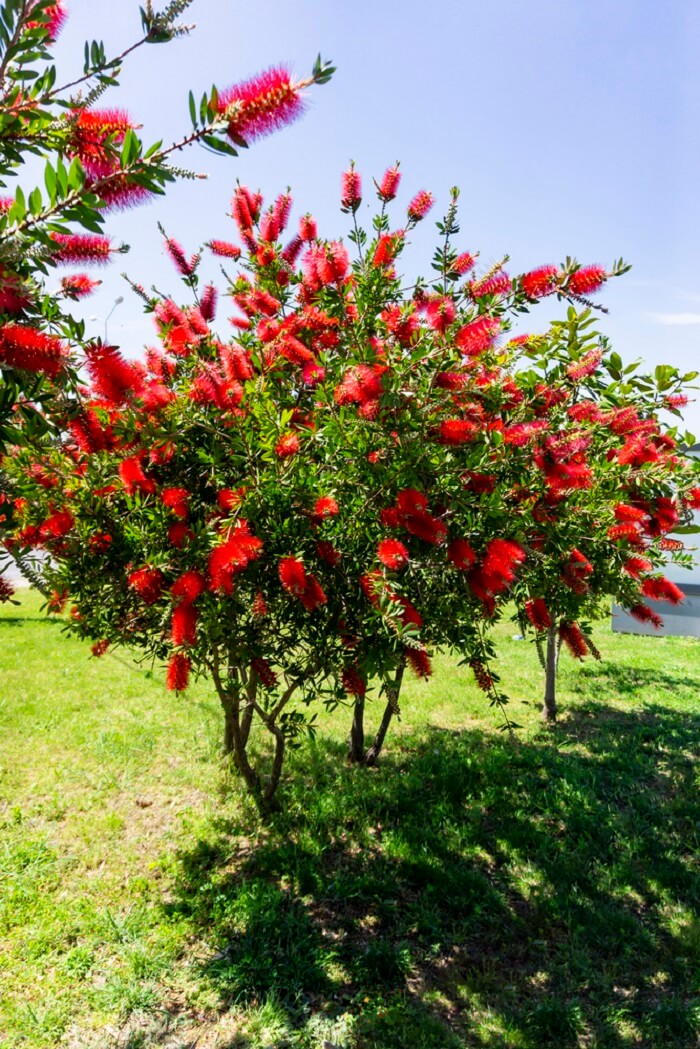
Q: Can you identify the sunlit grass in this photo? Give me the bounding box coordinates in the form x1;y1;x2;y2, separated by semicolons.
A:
1;590;698;1047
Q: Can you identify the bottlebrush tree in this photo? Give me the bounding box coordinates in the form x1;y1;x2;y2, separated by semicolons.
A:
6;167;699;809
0;0;333;598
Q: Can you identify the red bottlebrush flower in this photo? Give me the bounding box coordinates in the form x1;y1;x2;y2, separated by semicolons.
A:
405;645;432;678
88;532;112;552
275;431;300;458
455;316;500;357
469;272;511;299
377;538;409;570
448;538;477;571
0;323;67;376
313;496;339;520
167;522;192;548
685;487;700;510
407;190;434;220
298;214;317;242
502;421;548;447
282;235;303;267
230;186;262;230
303;241;350;289
646;497;679;537
252;590;268;617
470;659;493;692
481;539;526;592
0;269;32;313
566;348;603;382
119;455;156;496
200;284;218;322
68;108;135;178
171;570;206;602
217;487;246;512
27;1;67;39
461;471;496;495
568;400;604;423
164;237;196;277
525;598;551;631
208;523;263;594
614;503;648;524
91;639;109;657
279;556;307;597
334;363;384;407
49;233;115;265
85;344;145;405
629;603;663;629
91;175;154;212
608;523;640;542
128;566;164;605
425;295;456;333
342;664;366;697
641;576;684;605
60;274;101;299
451;252;476;276
161;487;189;519
372;231;404;268
435;371;467;390
378;165;401;201
317;540;341;566
438;418;478;445
395;595;422;629
251;657;277;689
220;343;254;383
559;622;588;658
207;239;241;260
665;393;688;409
521;265;560;299
567;265;607;296
299;573;327;612
341;164;362;210
171;601;198;647
166;653;191;692
217;66;306;144
38;510;74;541
0;576;16;602
659;538;684;552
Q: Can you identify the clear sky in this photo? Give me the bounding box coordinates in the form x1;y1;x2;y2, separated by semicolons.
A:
47;0;700;434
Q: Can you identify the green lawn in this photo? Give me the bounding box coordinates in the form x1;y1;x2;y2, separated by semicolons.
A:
1;591;699;1048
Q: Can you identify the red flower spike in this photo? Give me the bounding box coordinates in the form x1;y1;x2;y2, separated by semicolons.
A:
455;316;500;357
252;591;268;618
567;348;603;382
298;214;317;242
378;166;401;201
567;265;607;296
161;487;190;519
252;657;278;689
438;419;478;445
405;646;432;678
60;274;101;299
342;664;366;697
470;660;493;692
469;272;511;299
27;1;67;39
0;577;15;603
451;252;476;276
168;522;193;548
118;455;156;496
317;540;341;566
448;539;476;571
525;598;552;631
207;239;241;260
91;639;109;657
407;190;434;220
171;601;198;647
629;604;663;629
200;284;218;322
217;66;306;144
128;566;164;605
166;653;191;692
0;323;67;376
300;574;327;612
377;538;409;570
171;571;206;602
313;496;339;520
559;622;588;658
341;164;362;211
275;432;300;458
640;576;684;605
521;265;560;299
279;556;307;597
49;233;115;265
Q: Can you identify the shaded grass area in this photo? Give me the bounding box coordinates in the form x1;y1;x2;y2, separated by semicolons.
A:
1;591;699;1047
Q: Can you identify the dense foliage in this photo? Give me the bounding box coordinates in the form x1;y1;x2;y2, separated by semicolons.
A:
5;162;699;809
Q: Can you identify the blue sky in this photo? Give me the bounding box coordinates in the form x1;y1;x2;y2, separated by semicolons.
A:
49;0;700;433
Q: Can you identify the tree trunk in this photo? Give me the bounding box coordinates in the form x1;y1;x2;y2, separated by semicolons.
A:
543;623;558;722
348;696;365;763
364;661;405;766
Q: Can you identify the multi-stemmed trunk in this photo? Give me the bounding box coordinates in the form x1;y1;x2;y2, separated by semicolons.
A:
211;653;304;819
348;660;405;767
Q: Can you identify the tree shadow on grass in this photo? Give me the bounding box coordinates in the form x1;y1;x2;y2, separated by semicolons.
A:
164;703;700;1048
570;659;699;700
